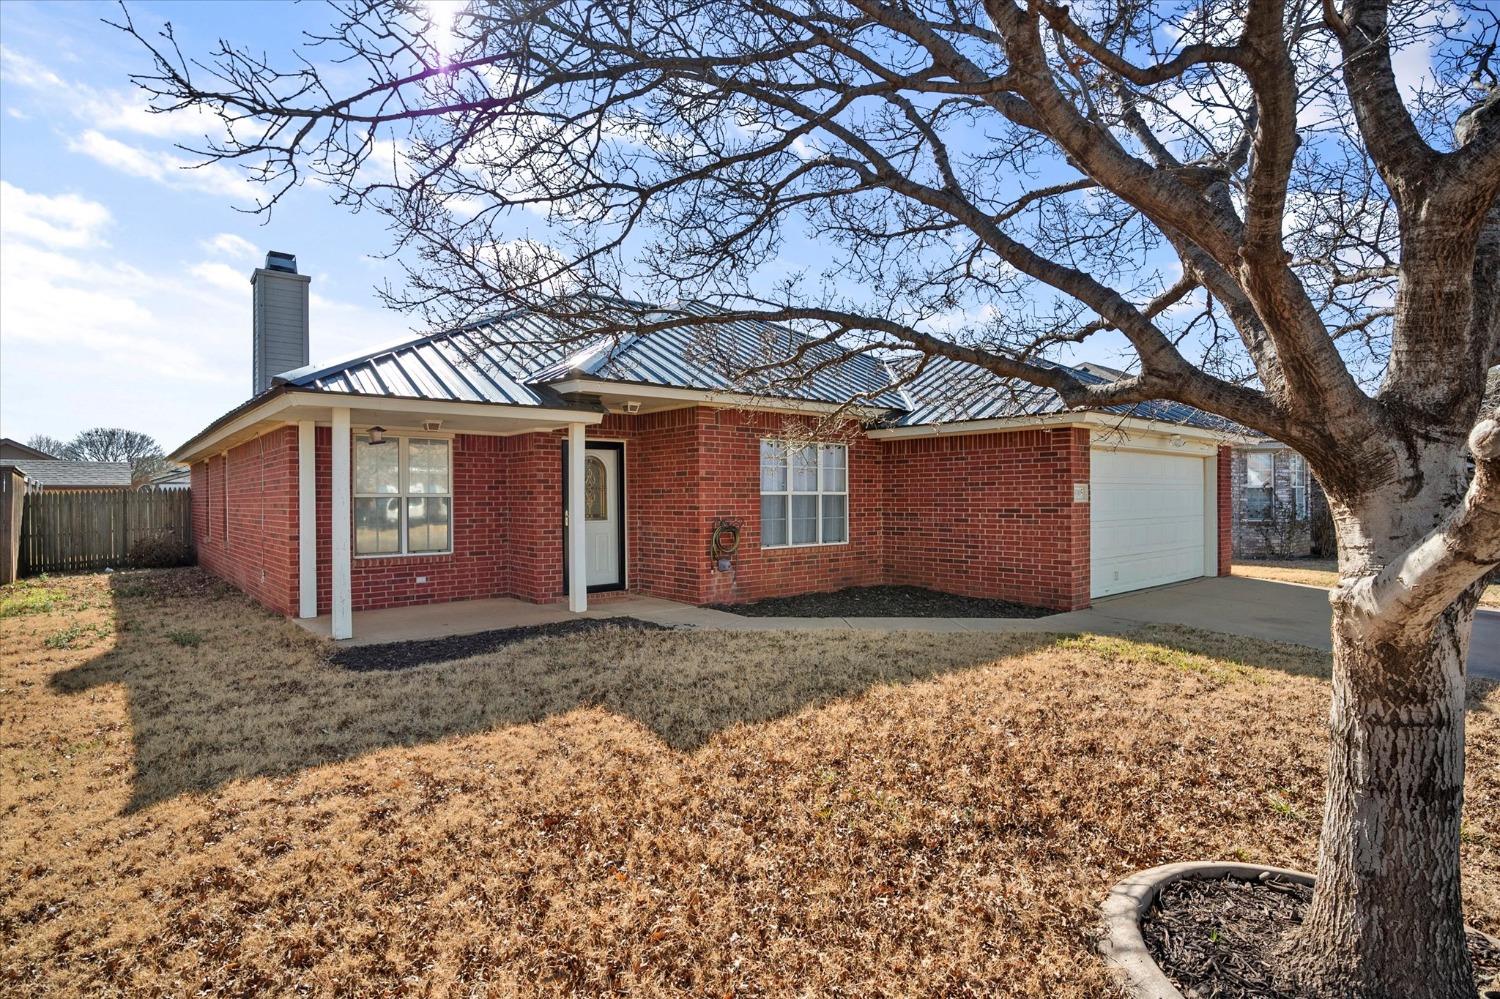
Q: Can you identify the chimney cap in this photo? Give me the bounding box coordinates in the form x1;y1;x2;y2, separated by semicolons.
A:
264;250;298;274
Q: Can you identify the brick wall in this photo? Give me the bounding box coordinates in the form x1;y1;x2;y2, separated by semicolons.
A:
882;427;1092;611
311;429;514;613
192;413;1232;619
697;409;885;605
1229;445;1327;558
191;426;298;616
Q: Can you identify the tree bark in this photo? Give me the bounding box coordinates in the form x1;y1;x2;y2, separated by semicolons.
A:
1287;482;1483;997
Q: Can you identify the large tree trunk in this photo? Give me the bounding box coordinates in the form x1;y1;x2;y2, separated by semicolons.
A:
1287;473;1483;997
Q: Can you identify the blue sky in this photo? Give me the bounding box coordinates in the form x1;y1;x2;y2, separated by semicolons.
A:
0;1;1446;453
0;1;422;452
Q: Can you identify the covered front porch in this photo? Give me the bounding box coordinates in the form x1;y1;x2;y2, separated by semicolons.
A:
175;383;617;641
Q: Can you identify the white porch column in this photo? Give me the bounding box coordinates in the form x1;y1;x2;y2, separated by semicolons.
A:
567;422;588;613
297;420;317;618
330;407;353;639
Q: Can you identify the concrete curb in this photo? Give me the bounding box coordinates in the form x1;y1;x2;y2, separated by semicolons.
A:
1097;861;1500;998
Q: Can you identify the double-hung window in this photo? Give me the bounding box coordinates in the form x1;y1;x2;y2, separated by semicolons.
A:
760;440;848;547
354;435;452;556
1243;451;1274;522
1290;453;1309;518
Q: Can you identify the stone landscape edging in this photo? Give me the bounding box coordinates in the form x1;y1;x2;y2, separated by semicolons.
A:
1097;860;1500;998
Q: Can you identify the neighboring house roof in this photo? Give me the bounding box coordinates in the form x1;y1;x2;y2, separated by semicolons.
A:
6;460;132;489
148;465;192;489
266;298;1225;432
0;438;58;460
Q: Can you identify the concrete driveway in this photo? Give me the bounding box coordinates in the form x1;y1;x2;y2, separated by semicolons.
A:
1073;575;1500;682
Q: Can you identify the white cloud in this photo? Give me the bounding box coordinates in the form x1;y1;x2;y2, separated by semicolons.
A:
67;130;249;197
0;44;66;89
201;232;261;261
1;44;215;140
188;261;249;294
0;182;415;445
0;181;112;249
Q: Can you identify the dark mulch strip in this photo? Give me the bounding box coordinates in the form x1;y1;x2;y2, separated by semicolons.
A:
1143;875;1500;998
328;617;671;672
711;584;1055;619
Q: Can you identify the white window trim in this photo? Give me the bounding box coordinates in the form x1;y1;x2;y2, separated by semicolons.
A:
353;434;454;558
1291;454;1309;519
1242;451;1275;523
759;440;850;549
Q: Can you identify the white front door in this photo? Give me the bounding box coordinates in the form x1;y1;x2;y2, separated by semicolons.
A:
567;443;623;589
1090;447;1209;598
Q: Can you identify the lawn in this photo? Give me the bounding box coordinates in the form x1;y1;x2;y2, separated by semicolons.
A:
1233;558;1500;608
2;570;1497;997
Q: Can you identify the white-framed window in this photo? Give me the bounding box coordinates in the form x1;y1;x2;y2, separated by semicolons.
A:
760;440;848;547
1244;451;1274;522
354;435;452;556
1290;453;1310;518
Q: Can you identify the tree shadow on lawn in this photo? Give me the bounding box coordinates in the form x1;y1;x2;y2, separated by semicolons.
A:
49;570;1494;815
49;570;1065;813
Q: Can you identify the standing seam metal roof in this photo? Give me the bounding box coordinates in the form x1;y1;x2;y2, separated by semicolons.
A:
272;300;1226;431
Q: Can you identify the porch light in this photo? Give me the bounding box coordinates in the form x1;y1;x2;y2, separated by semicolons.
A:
622;400;642;414
368;426;387;445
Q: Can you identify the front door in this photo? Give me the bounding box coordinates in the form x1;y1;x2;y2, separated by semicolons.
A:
563;441;624;591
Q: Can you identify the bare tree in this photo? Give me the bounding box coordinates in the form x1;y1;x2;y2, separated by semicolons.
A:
24;435;69;458
118;0;1499;993
62;427;165;479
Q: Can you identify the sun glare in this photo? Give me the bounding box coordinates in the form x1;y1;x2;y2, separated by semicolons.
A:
421;0;464;64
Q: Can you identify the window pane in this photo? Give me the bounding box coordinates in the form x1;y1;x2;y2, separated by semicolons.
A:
1245;452;1273;489
760;441;787;492
355;436;399;495
791;446;818;492
355;497;401;554
821;494;847;543
791;494;818;544
760;494;787;547
1246;487;1273;521
407;439;450;495
406;497;451;553
584;456;607;521
820;445;847;492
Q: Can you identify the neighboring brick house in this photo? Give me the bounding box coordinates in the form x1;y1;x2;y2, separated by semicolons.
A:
1229;438;1330;558
173;252;1241;640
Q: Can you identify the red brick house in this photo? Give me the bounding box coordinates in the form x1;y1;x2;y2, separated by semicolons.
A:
172;253;1236;639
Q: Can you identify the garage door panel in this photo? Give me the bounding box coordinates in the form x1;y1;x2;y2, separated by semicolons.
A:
1091;449;1208;598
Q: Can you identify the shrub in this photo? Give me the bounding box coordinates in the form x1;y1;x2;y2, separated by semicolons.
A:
128;533;193;569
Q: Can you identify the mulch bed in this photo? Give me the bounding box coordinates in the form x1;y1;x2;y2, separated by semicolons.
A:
328;617;671;672
711;584;1055;618
1142;875;1500;997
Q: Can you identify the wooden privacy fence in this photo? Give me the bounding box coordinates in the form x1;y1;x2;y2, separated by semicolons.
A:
19;489;192;575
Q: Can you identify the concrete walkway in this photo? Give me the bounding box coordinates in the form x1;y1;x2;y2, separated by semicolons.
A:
297;575;1499;681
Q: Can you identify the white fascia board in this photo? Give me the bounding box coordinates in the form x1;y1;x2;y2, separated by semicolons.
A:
867;411;1253;444
547;377;892;418
170;389;604;465
277;391;606;424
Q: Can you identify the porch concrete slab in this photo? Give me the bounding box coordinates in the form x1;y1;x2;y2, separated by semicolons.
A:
295;594;725;646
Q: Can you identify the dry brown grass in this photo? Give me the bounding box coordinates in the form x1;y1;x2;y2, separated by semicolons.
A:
1233;558;1500;608
2;570;1497;998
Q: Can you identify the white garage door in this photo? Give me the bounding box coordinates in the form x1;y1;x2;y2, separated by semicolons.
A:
1091;448;1208;598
